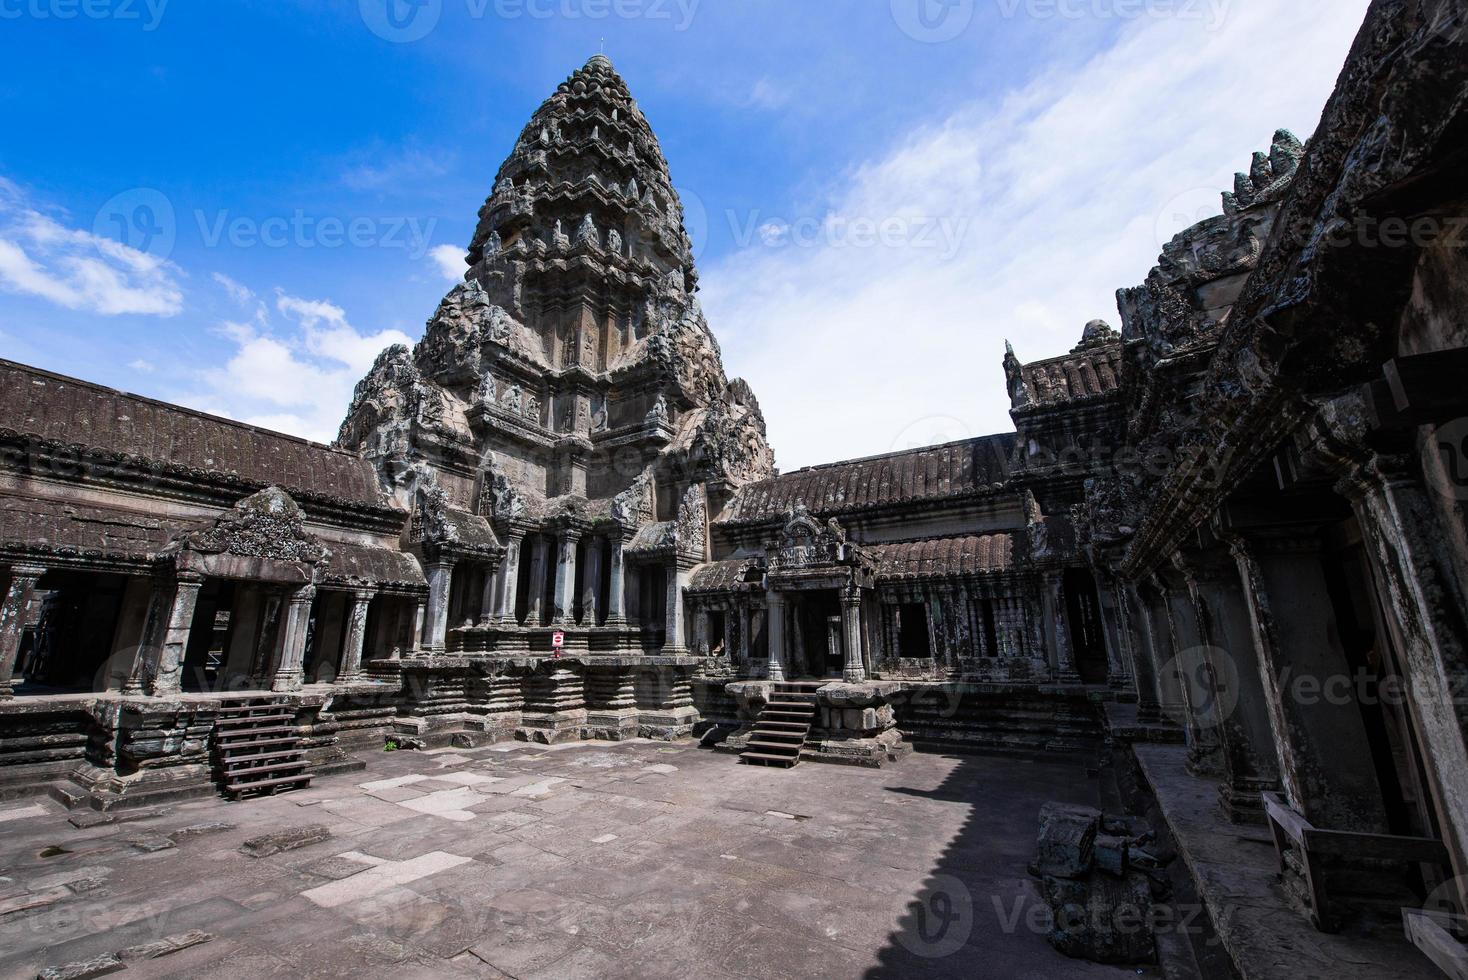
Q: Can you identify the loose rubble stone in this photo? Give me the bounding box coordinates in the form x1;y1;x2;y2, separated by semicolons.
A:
1032;803;1100;879
36;954;124;980
240;825;331;858
119;930;213;960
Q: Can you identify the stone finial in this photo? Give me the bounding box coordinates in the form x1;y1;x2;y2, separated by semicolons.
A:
586;53;614;71
1233;172;1256;208
1249;151;1274;189
576;213;598;246
1270;129;1305;180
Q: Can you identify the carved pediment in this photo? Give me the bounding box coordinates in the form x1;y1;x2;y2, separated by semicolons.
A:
175;487;326;565
768;505;847;570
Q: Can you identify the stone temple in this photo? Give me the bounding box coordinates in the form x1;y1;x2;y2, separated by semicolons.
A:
2;4;1468;976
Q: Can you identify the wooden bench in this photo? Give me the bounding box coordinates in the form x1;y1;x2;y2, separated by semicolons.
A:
1263;791;1450;932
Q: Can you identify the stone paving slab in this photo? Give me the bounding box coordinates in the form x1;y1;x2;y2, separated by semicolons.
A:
1;741;1136;979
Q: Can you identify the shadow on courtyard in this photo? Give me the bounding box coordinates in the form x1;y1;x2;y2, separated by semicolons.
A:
863;748;1130;980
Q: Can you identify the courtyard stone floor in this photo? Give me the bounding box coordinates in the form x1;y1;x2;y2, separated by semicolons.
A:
0;741;1145;979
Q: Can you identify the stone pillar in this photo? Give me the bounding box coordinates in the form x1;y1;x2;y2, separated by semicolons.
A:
581;535;604;626
693;607;711;655
104;575;154;693
1042;572;1079;683
411;598;427;655
1137;582;1187;722
150;573;205;697
1345;457;1468;886
498;531;524;626
1176;546;1282;822
841;585;867;683
767;591;786;682
605;536;627;627
664;563;689;653
270;585;316;693
423;558;455;652
338;589;375;682
552;528;581;625
1122;583;1163;722
1158;563;1224;776
739;604;753;668
526;534;550;625
1096;575;1134;692
1230;531;1389;832
0;564;45;700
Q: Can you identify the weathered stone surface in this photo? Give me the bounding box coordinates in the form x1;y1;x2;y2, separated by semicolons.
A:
118;930;213;960
1032;802;1100;880
1041;867;1156;965
36;954;123;980
239;824;331;858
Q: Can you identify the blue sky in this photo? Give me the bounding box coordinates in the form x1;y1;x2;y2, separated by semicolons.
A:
0;0;1370;470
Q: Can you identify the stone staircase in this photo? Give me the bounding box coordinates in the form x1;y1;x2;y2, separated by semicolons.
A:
740;682;820;768
213;696;312;800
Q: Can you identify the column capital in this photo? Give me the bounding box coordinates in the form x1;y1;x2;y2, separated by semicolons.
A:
6;563;48;582
352;587;378;604
175;570;207;587
288;584;317;604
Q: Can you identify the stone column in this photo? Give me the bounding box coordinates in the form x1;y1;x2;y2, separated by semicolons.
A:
0;564;45;700
423;558;455;652
664;562;688;653
498;531;525;626
411;597;427;655
605;536;627;627
581;535;604;626
1122;583;1163;722
767;591;786;682
552;528;582;625
739;604;753;668
1042;572;1079;683
693;607;711;655
1230;531;1388;832
1137;582;1187;722
840;585;867;683
1158;562;1224;776
151;573;205;697
1096;575;1134;692
1345;457;1468;883
338;589;375;682
271;585;316;693
1176;545;1282;822
526;534;550;625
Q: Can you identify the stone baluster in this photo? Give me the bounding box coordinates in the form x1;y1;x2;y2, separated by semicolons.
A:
840;585;866;683
767;591;786;681
526;534;550;625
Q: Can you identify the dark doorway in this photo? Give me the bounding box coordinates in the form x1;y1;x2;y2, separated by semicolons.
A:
898;602;932;659
791;591;842;677
1064;569;1109;684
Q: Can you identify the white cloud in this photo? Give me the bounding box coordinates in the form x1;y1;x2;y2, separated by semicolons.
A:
0;194;183;317
129;359;155;373
429;244;465;282
700;0;1372;471
746;77;790;111
212;271;254;305
180;287;413;444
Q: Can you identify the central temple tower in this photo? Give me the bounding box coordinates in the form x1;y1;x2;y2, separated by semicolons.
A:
337;55;775;661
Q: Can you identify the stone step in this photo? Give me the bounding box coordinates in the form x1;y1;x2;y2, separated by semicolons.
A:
739;752;799;768
220;749;305;765
750;730;805;744
215;725;297;740
747;739;802;753
216;735;300;752
224;773;313;795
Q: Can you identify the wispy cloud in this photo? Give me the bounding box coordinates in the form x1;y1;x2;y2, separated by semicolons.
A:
429;243;465;282
701;0;1371;471
179;287;413;444
212;271;254;305
341;147;452;193
0;182;184;317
